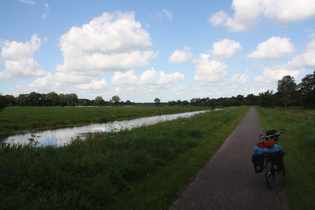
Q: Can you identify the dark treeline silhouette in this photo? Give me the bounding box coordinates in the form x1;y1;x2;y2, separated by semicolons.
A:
0;71;314;110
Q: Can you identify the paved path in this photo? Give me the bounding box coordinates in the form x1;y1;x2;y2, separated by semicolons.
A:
170;107;289;210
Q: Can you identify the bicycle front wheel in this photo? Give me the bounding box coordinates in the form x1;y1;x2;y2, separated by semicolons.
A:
265;162;276;189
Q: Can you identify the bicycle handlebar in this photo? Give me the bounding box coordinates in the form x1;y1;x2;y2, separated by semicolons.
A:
259;129;287;140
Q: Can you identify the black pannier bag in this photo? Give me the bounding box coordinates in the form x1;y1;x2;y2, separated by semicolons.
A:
270;150;285;174
252;154;264;173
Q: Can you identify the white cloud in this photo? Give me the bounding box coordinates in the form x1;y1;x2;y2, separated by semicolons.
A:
42;3;49;20
57;12;157;75
248;37;294;60
230;73;248;84
254;66;302;83
111;69;139;86
0;34;46;80
193;54;228;84
211;39;242;60
19;0;34;5
139;68;184;85
77;79;108;90
153;9;173;20
169;49;193;63
289;40;315;67
209;0;315;32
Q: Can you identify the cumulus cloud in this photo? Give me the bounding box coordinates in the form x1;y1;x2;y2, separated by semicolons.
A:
289;40;315;68
248;37;294;60
169;49;193;63
193;54;228;84
56;11;157;76
0;34;46;80
230;73;248;84
77;79;108;90
254;65;302;83
111;68;185;88
211;39;242;60
209;0;315;32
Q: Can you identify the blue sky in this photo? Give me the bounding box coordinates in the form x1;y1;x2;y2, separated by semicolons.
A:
1;0;315;102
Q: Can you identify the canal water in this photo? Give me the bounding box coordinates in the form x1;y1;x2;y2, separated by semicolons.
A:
1;110;212;147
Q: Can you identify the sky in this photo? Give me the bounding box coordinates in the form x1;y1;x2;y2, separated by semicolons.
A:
0;0;315;103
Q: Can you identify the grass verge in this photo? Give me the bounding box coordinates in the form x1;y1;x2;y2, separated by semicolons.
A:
256;107;315;210
0;106;249;209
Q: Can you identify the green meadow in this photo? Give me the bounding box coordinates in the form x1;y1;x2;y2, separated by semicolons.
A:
0;106;249;209
1;106;314;209
256;107;315;210
0;106;210;137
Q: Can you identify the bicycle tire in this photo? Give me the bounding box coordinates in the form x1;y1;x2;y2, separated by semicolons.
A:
265;161;276;189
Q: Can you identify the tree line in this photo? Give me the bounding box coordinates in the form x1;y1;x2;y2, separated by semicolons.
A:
1;71;314;111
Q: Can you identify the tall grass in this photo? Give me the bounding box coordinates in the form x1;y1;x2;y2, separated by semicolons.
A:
0;107;249;209
256;107;315;210
0;106;210;136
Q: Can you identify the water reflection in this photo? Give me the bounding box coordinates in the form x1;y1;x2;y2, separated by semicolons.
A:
1;110;211;147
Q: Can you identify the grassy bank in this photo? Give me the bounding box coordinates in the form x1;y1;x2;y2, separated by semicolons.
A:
0;106;249;209
256;107;315;210
0;106;210;136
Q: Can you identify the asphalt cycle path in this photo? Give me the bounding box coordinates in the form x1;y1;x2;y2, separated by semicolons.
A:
170;107;289;210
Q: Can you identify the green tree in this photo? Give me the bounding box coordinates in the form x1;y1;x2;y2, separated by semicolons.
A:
95;96;105;106
0;94;9;113
17;94;29;106
277;75;297;109
259;90;274;107
5;95;16;106
154;98;160;106
47;92;59;106
298;70;315;109
111;95;121;106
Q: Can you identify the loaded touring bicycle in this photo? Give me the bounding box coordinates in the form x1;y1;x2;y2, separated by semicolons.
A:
252;129;287;189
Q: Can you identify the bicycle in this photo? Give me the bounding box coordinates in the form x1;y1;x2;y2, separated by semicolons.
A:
252;129;287;189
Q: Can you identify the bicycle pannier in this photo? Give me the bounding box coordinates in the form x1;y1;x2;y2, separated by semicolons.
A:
270;150;285;174
252;154;264;173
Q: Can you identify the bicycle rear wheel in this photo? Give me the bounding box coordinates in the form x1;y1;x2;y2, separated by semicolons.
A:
265;161;276;189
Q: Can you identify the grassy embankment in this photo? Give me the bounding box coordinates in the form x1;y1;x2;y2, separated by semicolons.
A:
0;106;249;209
256;107;315;210
0;106;210;137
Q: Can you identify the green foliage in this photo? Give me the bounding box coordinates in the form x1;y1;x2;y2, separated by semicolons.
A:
0;107;249;209
259;90;274;107
256;107;315;210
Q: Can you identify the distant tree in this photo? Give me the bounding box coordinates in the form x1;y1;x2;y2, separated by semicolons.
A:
259;90;274;107
182;100;189;105
28;91;42;106
95;96;105;106
168;101;177;106
298;70;315;109
244;94;257;105
4;95;16;106
59;94;67;106
67;93;78;106
17;94;29;106
47;92;59;106
277;75;297;109
154;98;160;106
111;95;121;105
0;94;9;113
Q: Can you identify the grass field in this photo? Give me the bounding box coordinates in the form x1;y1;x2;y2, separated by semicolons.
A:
0;106;249;209
0;106;211;137
256;107;315;210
